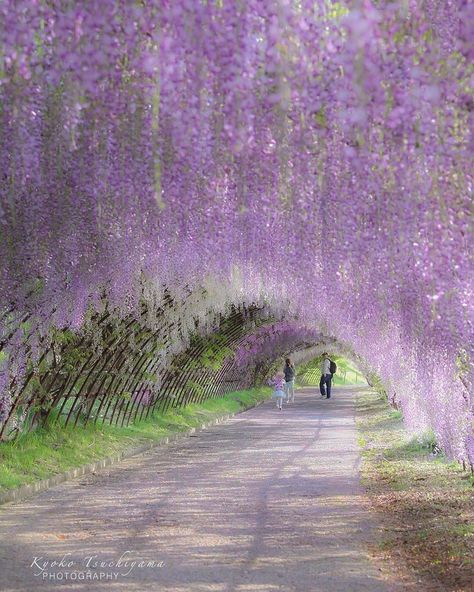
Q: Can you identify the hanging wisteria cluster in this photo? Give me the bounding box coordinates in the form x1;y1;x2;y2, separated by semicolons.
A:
234;323;322;369
0;1;472;461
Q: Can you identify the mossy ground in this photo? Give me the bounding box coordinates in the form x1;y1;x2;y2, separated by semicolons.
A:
356;388;474;591
0;386;270;493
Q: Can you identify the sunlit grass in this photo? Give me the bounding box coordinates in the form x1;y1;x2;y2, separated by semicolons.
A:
0;386;270;492
356;389;474;588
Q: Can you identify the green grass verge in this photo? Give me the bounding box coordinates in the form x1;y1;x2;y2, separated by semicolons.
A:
0;386;270;493
356;388;474;591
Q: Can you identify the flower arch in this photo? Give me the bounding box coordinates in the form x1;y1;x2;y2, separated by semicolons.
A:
0;1;472;463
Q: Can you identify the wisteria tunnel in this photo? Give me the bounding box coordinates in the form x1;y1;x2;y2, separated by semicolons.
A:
0;2;473;590
1;280;356;438
0;4;472;469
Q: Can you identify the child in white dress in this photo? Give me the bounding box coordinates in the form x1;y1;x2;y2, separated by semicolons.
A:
270;372;286;410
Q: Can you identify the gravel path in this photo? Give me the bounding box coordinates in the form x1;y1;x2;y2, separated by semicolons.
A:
0;387;401;592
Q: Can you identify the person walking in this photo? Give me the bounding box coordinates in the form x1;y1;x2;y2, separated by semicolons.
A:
319;352;332;399
271;372;286;410
283;357;296;403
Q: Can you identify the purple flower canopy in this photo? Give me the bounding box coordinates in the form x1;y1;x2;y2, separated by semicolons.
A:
0;1;472;461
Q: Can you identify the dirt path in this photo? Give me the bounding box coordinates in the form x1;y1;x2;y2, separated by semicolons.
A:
0;387;402;592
